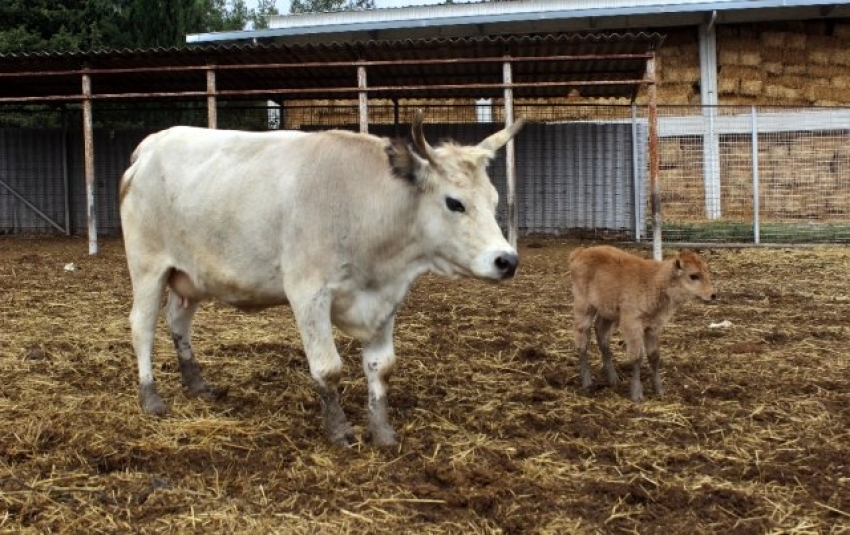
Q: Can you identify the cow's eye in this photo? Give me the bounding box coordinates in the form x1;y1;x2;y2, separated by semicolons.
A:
445;197;466;213
690;273;701;281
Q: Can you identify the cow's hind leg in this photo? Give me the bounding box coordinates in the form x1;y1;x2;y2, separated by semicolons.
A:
289;287;354;446
165;291;227;401
594;316;620;387
362;317;399;447
130;270;169;415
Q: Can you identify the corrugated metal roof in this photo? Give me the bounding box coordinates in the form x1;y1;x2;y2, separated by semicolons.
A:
188;0;850;45
0;33;664;102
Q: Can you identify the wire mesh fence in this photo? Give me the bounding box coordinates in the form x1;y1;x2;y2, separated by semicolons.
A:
1;101;849;244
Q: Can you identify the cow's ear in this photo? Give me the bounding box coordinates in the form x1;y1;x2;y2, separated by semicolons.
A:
674;257;683;272
386;138;429;187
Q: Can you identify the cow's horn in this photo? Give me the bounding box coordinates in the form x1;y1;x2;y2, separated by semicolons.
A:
478;118;527;152
411;109;435;162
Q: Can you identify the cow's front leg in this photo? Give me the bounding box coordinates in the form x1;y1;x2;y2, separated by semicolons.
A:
290;287;354;446
362;316;399;447
165;291;227;401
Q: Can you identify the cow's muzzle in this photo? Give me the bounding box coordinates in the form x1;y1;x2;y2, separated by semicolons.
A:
494;252;519;279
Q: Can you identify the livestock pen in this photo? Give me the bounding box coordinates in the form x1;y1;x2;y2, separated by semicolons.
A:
1;236;848;532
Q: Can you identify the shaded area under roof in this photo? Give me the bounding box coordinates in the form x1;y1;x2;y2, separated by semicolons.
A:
0;33;664;103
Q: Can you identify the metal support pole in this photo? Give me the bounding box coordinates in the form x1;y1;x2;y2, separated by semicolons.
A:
631;104;641;242
358;65;368;133
647;56;662;261
503;59;518;249
82;72;97;255
61;106;71;235
699;21;722;219
207;67;217;129
751;106;761;245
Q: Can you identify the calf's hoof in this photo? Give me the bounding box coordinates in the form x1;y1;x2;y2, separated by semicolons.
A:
139;383;169;416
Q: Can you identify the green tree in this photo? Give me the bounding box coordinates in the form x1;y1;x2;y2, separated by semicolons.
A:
290;0;375;14
0;0;279;53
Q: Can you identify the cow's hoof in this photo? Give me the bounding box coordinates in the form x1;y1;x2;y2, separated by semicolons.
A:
580;372;593;391
367;426;399;447
190;383;229;401
326;423;356;447
139;383;169;416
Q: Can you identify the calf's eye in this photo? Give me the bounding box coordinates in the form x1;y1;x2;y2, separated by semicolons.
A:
690;273;701;281
445;197;466;213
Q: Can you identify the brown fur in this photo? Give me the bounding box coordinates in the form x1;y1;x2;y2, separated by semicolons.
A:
569;245;716;402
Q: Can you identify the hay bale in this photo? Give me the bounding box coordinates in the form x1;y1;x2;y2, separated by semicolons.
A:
833;23;850;39
808;49;833;66
659;140;685;168
765;84;802;101
739;50;762;66
807;64;839;78
786;33;807;49
805;84;848;103
718;48;740;65
663;65;700;83
833;48;850;66
763;62;783;75
739;78;763;97
718;77;740;95
760;32;786;48
658;83;693;105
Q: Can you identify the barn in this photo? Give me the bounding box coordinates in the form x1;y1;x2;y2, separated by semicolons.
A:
2;3;850;532
4;0;850;247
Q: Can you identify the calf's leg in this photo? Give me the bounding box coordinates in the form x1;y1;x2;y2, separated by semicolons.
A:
620;319;646;402
574;307;596;390
644;331;664;397
165;291;227;400
129;269;169;415
594;316;619;387
361;317;399;447
289;286;354;446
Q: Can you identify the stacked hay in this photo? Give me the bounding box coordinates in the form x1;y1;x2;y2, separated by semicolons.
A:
755;131;850;221
718;137;756;220
658;138;707;221
718;21;850;105
655;29;701;105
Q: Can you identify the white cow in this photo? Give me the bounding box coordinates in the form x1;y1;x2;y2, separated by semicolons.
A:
120;113;524;446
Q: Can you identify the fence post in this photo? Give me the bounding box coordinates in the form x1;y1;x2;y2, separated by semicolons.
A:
503;59;518;249
358;65;368;134
751;106;760;244
647;56;662;261
82;71;97;255
631;104;641;242
206;66;217;129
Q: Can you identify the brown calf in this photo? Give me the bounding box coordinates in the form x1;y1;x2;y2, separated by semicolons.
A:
569;245;716;402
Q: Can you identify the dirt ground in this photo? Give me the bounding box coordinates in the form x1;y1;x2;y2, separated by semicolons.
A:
1;236;848;533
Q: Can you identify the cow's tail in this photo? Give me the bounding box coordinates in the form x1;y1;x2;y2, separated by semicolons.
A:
120;130;165;205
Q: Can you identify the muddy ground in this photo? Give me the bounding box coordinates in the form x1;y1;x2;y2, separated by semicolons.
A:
0;237;848;533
